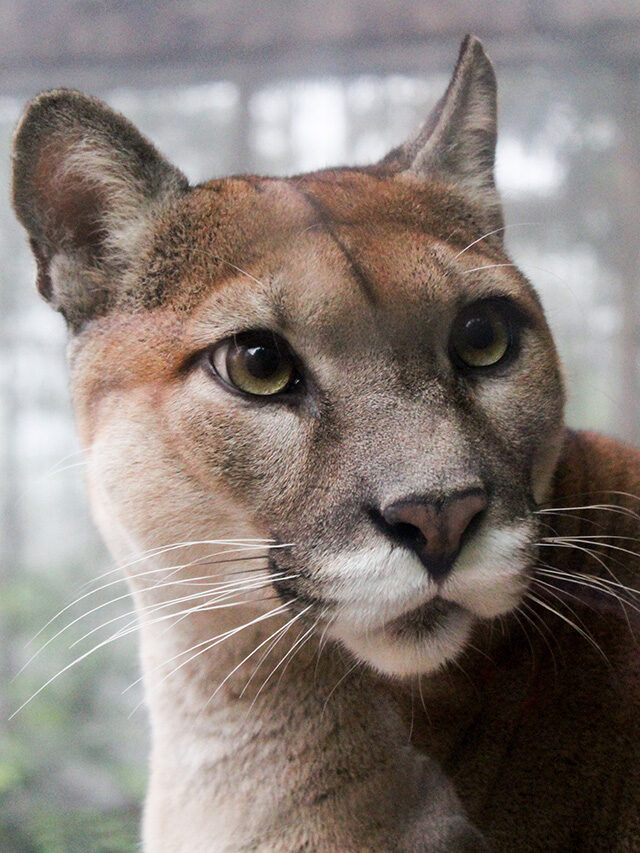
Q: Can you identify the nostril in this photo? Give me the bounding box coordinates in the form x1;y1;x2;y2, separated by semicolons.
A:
462;506;485;545
366;506;425;550
392;521;427;551
366;506;428;552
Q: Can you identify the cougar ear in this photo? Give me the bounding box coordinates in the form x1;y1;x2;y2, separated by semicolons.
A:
381;35;503;233
12;89;188;328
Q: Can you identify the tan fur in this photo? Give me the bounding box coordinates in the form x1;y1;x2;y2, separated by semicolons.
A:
12;35;640;851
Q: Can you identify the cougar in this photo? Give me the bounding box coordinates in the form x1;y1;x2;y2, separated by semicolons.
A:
12;35;640;851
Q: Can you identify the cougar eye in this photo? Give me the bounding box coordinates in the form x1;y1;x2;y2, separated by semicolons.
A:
449;301;513;369
208;331;299;397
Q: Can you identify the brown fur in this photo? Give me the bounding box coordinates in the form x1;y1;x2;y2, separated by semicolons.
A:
12;35;640;851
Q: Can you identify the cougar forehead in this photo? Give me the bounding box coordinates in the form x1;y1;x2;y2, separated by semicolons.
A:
71;168;553;434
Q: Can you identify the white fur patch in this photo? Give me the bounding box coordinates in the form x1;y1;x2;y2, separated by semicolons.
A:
441;522;533;618
318;545;433;630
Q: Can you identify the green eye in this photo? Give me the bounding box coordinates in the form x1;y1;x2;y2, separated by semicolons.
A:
210;332;298;397
450;302;512;369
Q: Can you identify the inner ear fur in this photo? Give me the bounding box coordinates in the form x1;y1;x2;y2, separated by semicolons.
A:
381;35;503;237
12;89;188;328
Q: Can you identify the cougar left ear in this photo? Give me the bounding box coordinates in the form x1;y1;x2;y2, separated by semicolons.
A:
381;35;503;233
12;89;189;329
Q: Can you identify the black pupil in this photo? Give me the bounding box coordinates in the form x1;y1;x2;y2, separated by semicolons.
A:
463;315;495;350
242;344;281;378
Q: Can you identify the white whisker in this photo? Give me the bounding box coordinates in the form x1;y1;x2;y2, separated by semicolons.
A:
525;591;609;664
536;503;640;523
127;601;296;704
43;445;92;477
452;222;539;259
461;263;517;275
197;604;312;717
249;619;318;710
536;540;623;579
42;459;89;478
17;565;281;675
80;540;289;592
110;591;284;651
71;573;297;649
24;544;283;653
535;564;640;599
541;537;640;561
322;659;361;716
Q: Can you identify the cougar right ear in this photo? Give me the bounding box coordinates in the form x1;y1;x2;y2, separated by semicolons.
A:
12;89;188;329
380;36;503;236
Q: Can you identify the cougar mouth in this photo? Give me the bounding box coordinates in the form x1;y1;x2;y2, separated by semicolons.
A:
383;596;465;637
333;596;474;677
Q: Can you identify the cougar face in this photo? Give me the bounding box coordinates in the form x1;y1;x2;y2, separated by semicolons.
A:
13;38;564;679
60;169;563;677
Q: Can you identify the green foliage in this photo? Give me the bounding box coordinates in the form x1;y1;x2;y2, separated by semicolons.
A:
1;559;147;853
0;808;140;853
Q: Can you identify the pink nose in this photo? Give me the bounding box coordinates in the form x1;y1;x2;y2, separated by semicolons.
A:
382;489;488;580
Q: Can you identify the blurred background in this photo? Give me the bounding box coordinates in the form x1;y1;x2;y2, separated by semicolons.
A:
1;2;639;850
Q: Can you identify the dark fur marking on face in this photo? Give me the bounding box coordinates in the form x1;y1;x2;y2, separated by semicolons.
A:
293;186;379;306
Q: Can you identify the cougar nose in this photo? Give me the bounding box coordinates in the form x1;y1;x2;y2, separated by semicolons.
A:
381;489;488;580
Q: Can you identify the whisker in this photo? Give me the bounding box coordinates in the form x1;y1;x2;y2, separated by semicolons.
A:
452;222;539;259
249;620;318;710
536;540;627;580
190;247;267;288
460;263;517;275
537;491;640;512
84;591;283;655
126;601;297;708
541;533;640;543
43;459;89;478
25;545;283;652
215;257;266;288
535;512;609;533
157;574;297;635
80;540;290;592
534;566;640;632
16;565;283;675
517;601;560;677
408;682;416;744
197;604;313;717
533;576;604;621
525;591;610;664
273;619;319;691
238;616;298;698
535;564;640;600
416;674;429;723
322;658;361;716
10;614;155;720
313;613;336;687
536;504;640;523
43;445;93;477
116;592;287;650
520;596;561;644
542;537;640;560
509;609;536;663
71;573;296;649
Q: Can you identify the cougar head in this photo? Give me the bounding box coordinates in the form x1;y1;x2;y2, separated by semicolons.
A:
12;36;564;677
